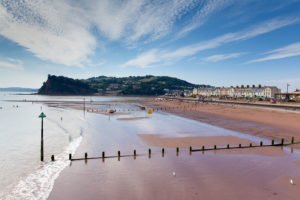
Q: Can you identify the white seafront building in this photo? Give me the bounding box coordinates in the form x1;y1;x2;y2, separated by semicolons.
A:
193;85;281;98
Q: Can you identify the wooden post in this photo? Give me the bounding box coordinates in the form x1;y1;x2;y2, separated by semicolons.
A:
189;146;192;152
51;155;55;161
118;151;121;157
214;145;217;150
69;154;72;160
85;152;88;159
202;146;205;151
249;143;252;147
227;144;230;149
271;140;274;146
176;147;179;153
239;144;241;148
102;151;105;158
39;112;46;162
162;148;165;155
281;138;284;145
260;141;263;146
41;118;44;162
133;149;136;157
291;137;294;144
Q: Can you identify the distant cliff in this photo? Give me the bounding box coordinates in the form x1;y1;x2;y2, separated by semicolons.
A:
38;74;208;95
0;87;38;92
38;75;96;95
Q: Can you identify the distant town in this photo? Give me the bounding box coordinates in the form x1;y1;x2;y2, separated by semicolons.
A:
167;85;300;103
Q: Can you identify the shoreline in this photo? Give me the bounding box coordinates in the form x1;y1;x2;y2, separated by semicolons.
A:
142;98;300;144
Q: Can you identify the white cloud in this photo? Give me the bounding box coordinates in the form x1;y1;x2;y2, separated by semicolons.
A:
123;17;300;68
203;52;245;62
177;0;233;37
1;1;299;68
122;49;161;68
0;58;23;70
0;0;96;67
0;0;208;67
248;42;300;63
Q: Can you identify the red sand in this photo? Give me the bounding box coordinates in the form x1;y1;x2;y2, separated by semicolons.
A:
143;99;300;142
45;99;300;199
138;134;285;156
48;152;300;200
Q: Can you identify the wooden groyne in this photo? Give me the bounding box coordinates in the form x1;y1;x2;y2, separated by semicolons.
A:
50;137;299;162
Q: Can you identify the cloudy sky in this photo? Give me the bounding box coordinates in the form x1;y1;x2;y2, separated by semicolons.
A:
0;0;300;90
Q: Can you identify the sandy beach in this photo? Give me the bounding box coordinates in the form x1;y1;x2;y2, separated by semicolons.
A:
143;98;300;143
8;98;296;199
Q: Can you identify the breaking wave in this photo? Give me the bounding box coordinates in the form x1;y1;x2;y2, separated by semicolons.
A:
4;136;82;200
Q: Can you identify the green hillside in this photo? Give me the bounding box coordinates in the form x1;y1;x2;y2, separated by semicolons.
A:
38;74;208;95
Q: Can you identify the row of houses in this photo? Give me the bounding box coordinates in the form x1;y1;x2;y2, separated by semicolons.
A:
192;85;281;98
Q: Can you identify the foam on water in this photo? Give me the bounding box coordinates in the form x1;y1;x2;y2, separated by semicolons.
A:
3;136;82;200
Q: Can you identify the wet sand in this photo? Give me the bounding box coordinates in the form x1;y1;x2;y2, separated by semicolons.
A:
49;150;300;200
39;98;300;199
143;98;300;142
139;134;254;147
117;117;149;121
139;134;286;156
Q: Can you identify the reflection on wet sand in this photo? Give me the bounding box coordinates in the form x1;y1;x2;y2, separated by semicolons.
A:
33;99;300;200
49;151;300;200
117;117;149;121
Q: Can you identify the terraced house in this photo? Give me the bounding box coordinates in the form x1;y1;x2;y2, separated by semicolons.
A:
193;85;281;98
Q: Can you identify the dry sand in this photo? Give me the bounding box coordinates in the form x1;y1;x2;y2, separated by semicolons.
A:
143;99;300;142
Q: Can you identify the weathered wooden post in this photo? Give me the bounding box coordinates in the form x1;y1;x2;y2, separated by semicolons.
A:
271;140;274;146
118;151;121;157
281;138;284;145
51;155;55;161
189;146;192;152
85;152;88;159
162;148;165;156
239;144;242;148
227;144;230;149
176;147;179;153
291;137;294;144
102;151;105;158
260;141;263;146
39;112;46;162
202;146;205;151
214;145;217;150
148;148;151;156
69;154;72;160
133;149;137;157
249;143;252;147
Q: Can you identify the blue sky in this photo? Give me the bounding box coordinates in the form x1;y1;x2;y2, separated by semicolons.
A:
0;0;300;91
